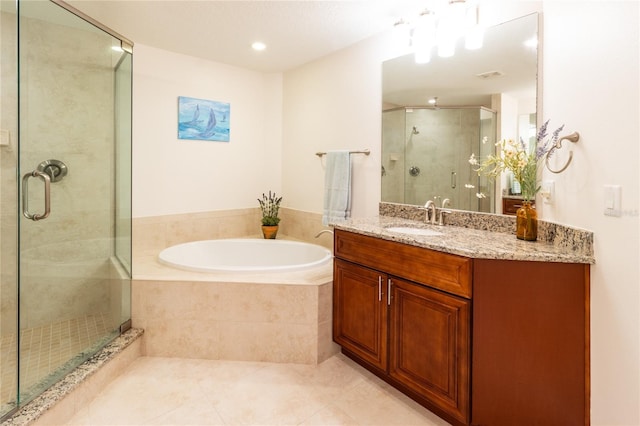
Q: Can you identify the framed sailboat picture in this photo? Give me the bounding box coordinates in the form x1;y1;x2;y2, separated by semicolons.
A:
178;96;230;142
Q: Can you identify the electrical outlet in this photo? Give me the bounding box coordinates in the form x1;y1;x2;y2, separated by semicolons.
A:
540;180;554;204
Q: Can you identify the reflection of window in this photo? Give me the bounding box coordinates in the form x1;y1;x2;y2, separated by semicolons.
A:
506;170;521;196
518;113;537;153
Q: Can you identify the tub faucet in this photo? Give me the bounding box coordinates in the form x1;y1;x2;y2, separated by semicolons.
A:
424;200;436;225
315;229;334;238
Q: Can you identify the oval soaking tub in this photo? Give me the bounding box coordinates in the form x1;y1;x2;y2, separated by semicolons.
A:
158;238;333;273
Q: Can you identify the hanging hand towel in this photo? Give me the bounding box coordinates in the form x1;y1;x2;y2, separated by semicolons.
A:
322;150;351;226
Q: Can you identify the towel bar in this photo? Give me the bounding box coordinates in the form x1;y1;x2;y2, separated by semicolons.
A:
315;149;370;157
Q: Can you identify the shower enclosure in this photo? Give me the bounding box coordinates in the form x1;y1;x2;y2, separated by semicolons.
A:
0;0;132;419
382;107;496;212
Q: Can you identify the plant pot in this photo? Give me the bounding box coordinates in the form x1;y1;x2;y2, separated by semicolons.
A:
516;201;538;241
261;225;279;239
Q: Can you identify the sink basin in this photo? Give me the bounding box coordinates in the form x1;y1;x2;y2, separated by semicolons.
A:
386;226;443;237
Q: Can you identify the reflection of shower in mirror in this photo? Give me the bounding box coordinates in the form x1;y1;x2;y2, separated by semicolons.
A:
382;106;496;213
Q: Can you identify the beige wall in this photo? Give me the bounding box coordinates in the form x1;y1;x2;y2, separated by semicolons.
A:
132;45;283;218
539;2;639;423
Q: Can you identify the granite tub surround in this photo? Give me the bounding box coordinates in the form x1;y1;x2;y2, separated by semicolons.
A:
3;329;143;426
334;202;595;264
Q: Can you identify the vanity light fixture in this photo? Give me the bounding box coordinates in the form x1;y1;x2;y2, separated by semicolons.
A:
394;0;484;64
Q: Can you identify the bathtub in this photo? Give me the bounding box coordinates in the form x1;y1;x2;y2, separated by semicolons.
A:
135;238;338;364
158;238;332;273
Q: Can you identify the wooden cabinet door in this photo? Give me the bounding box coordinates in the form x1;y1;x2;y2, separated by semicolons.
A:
389;278;470;425
333;259;388;371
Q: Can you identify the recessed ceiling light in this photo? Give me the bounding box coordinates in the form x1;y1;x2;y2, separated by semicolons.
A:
251;42;266;51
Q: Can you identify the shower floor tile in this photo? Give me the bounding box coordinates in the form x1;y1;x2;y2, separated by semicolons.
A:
67;353;452;426
0;313;111;409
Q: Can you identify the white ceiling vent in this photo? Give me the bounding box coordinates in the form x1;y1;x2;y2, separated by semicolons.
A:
476;70;505;79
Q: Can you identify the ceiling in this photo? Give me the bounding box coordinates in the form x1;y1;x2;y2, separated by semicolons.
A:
67;0;428;73
64;1;538;107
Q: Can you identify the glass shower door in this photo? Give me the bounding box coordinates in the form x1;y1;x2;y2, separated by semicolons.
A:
16;0;131;407
0;0;19;417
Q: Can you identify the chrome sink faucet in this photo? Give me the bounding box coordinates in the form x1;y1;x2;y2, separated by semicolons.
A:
424;200;436;225
439;198;452;226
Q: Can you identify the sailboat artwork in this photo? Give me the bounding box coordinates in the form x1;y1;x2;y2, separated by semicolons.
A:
178;96;230;142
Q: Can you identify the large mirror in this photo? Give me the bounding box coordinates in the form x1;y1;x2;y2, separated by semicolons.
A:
381;13;539;214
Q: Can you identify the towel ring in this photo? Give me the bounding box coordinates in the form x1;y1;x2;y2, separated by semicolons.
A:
545;132;580;174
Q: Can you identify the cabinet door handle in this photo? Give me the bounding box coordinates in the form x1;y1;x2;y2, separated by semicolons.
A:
378;276;383;302
387;279;392;305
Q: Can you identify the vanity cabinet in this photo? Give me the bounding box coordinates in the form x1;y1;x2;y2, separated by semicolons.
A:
333;229;590;426
334;230;472;424
388;277;470;423
333;259;388;371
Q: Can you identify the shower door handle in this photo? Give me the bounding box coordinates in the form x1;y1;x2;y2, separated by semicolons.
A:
22;170;51;221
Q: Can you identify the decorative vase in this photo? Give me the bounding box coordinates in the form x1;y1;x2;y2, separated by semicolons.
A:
261;225;278;239
516;201;538;241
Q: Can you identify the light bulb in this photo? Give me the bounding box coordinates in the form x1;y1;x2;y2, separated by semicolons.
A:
465;25;484;50
437;36;456;57
414;49;431;64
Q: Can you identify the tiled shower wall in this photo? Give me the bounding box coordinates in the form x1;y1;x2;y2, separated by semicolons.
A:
382;107;493;211
1;9;128;335
1;11;18;336
16;15;118;330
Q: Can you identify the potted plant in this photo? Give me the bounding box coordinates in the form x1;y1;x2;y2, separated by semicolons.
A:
469;119;564;241
258;191;282;239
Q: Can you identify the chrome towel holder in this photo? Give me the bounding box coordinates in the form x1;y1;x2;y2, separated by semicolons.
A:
315;149;370;157
545;132;580;174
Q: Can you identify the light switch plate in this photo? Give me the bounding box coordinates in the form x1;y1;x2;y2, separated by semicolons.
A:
604;185;621;217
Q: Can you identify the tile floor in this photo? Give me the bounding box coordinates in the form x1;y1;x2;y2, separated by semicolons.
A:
66;353;452;425
1;314;110;408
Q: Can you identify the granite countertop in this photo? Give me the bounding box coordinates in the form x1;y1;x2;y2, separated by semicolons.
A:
333;216;595;264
